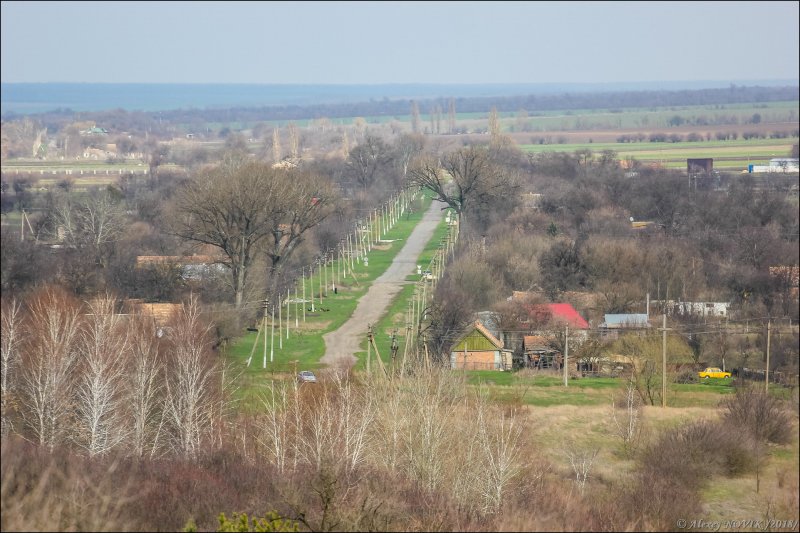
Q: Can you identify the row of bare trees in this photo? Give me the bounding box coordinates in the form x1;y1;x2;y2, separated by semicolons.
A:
1;287;227;459
251;367;526;516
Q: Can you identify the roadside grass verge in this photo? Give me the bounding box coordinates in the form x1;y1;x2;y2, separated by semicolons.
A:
224;192;434;405
352;206;452;371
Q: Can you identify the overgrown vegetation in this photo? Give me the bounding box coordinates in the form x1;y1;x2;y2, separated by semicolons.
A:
1;86;798;531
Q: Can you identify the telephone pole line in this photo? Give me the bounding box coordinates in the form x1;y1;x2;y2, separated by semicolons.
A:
563;324;569;387
659;314;671;408
765;320;771;394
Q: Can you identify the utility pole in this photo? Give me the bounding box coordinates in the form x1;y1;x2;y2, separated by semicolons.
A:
309;263;315;312
367;324;372;376
661;314;669;408
330;251;336;294
295;280;299;328
318;259;323;301
390;329;399;374
765;320;771;393
302;267;307;321
262;298;269;369
270;304;275;363
563;325;569;387
323;254;328;297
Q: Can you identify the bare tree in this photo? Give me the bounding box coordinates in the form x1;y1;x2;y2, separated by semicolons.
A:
404;370;460;491
172;160;280;310
20;288;82;450
53;191;126;268
488;107;500;141
410;101;421;134
287;122;299;159
258;384;293;474
565;443;599;494
611;379;643;455
272;128;282;162
408;145;519;235
163;296;218;459
393;133;425;179
347;134;393;191
173;161;335;308
75;295;129;456
341;130;350;158
447;98;456;134
475;395;523;513
262;169;336;299
127;315;165;458
329;371;374;474
1;299;22;436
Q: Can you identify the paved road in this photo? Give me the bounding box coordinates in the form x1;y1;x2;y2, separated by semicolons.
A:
321;199;443;368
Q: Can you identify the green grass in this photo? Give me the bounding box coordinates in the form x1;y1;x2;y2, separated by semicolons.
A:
456;371;749;408
177;100;799;138
519;138;799;169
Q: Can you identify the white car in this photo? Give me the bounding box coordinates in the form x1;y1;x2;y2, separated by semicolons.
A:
297;370;317;383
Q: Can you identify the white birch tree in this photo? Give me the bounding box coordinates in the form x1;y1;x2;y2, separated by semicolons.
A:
20;288;82;450
1;299;23;436
75;295;129;456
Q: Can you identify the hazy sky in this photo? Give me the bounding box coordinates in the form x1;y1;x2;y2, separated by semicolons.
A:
2;1;798;84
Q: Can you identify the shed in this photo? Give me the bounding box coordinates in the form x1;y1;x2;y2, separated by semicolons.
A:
522;335;560;369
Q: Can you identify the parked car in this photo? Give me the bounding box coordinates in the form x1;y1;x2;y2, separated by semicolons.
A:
698;367;731;379
297;370;317;383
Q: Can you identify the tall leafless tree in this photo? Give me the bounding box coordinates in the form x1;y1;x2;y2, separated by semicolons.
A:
20;288;82;450
163;296;218;459
173;161;335;307
447;98;456;134
410;101;421;134
347;134;393;191
53;191;126;268
287;122;299;159
126;315;165;458
394;133;425;179
408;145;519;235
172;161;280;310
1;299;22;436
262;169;336;299
272;128;282;162
75;295;129;456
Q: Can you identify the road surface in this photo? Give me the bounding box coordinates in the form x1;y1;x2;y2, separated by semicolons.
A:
321;199;443;368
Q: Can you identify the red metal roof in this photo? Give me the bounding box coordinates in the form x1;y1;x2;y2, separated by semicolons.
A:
532;303;589;329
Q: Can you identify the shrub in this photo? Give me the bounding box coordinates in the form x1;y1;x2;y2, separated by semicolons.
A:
674;369;699;384
720;386;794;444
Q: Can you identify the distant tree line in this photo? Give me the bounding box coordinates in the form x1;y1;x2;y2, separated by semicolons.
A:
5;85;797;135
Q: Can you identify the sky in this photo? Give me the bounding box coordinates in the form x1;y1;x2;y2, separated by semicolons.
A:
2;1;798;85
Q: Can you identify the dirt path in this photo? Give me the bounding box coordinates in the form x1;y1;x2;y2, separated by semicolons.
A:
321;199;443;368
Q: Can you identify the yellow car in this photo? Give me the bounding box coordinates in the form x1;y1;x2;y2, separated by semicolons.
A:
698;367;731;379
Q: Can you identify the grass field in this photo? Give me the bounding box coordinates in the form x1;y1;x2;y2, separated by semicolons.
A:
520;138;798;170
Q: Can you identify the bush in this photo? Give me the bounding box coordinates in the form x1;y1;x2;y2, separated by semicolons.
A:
720;386;794;444
674;369;699;384
619;418;760;529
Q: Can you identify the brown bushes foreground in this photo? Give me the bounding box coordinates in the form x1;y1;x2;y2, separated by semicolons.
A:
720;385;796;445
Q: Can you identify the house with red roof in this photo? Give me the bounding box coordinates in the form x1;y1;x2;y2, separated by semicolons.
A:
536;303;590;330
